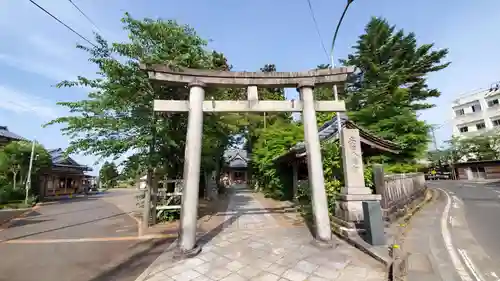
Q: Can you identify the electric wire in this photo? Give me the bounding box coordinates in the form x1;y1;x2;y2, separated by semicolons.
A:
67;0;102;34
28;0;97;48
305;0;330;62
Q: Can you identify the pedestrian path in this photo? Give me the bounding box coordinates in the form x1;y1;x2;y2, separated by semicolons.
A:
135;184;386;281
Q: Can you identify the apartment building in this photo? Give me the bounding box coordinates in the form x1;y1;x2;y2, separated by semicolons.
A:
451;84;500;137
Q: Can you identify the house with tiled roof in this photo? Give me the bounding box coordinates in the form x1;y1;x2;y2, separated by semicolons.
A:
222;149;248;183
39;148;93;198
0;127;94;198
0;126;25;146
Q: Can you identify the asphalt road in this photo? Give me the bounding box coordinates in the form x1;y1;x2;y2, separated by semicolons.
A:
0;190;172;281
428;180;500;280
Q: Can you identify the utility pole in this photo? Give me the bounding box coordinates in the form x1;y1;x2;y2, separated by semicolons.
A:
430;125;439;151
25;140;36;205
330;0;354;144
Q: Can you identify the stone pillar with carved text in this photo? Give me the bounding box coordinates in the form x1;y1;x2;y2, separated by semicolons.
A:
335;129;381;227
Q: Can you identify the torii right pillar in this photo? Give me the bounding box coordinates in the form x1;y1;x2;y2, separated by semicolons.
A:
335;128;382;236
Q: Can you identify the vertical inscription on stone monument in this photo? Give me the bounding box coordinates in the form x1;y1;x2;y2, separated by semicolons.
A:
341;129;365;189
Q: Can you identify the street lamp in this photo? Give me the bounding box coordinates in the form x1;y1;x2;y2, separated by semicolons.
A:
331;0;355;144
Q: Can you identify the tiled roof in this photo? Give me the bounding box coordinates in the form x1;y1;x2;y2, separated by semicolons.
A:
0;126;25;141
274;115;401;163
290;115;400;153
223;149;248;168
48;148;92;171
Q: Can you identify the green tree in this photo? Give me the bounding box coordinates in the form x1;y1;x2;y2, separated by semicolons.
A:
0;141;51;196
342;17;450;161
46;13;240;183
447;132;500;161
99;161;119;188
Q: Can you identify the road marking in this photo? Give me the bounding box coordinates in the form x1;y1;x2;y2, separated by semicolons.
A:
1;233;178;244
437;188;473;281
458;248;486;281
449;216;461;227
490;272;500;281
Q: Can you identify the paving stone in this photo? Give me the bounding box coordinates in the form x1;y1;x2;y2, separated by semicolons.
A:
251;272;281;281
293;260;319;274
205;267;232;280
191;276;213;281
254;260;272;270
307;276;329;281
265;263;287;276
281;269;309;281
133;185;386;281
225;260;245;272
313;266;340;279
220;272;247;281
171;269;201;281
237;265;263;279
199;251;220;262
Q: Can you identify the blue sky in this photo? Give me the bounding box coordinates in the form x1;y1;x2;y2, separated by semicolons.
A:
1;0;499;174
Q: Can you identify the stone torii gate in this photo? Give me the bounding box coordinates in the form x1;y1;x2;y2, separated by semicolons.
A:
141;64;357;256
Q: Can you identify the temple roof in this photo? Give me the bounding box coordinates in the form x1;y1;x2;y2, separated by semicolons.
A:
48;148;92;171
0;126;25;141
276;116;401;162
223;149;248;168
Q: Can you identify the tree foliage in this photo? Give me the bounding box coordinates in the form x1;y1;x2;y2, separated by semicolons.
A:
46;13;242;180
99;161;119;188
445;132;500;162
342;17;450;161
0;141;51;203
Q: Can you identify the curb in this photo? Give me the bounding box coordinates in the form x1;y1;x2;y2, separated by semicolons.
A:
0;205;39;229
329;188;436;280
390;188;437;281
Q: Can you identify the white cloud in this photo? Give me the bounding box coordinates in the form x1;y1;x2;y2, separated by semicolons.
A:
0;53;77;82
0;85;62;119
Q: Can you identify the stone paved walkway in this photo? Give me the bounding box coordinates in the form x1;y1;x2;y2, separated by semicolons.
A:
135;184;386;281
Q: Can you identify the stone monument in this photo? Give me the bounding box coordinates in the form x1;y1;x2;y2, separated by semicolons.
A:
334;128;382;235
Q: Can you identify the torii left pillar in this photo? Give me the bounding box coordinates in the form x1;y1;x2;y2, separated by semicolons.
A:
179;81;205;256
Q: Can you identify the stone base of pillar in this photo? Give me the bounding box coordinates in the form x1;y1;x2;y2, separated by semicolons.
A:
334;192;382;224
176;244;202;259
310;238;338;249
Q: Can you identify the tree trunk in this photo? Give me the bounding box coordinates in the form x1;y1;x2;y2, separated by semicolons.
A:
13;172;17;189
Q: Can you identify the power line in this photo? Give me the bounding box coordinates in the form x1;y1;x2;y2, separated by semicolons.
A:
305;0;329;62
28;0;97;48
67;0;102;34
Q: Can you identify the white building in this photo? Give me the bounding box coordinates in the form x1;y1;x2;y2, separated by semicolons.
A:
451;84;500;138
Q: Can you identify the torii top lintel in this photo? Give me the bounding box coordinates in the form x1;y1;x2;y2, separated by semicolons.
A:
140;63;355;88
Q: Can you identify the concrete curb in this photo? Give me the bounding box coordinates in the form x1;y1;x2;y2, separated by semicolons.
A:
331;223;392;266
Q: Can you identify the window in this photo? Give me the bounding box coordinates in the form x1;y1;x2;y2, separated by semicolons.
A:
488;99;499;107
459;126;468;133
455;109;465;116
476;122;486;130
472;104;482;112
493;119;500;127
